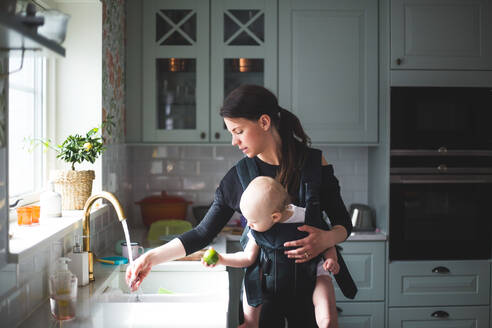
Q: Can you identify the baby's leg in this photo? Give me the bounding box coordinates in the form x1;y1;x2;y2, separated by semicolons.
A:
313;275;339;328
242;286;261;328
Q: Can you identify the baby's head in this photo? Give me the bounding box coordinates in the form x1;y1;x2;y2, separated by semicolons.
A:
239;176;290;232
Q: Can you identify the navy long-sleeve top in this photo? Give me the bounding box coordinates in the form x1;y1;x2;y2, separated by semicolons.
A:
178;156;352;255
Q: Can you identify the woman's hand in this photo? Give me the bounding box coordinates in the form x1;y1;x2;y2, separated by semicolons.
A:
283;225;337;263
125;253;153;292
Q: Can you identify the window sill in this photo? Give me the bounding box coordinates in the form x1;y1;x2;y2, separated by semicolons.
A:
8;204;109;263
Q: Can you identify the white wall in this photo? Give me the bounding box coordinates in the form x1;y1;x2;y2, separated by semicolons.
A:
52;1;102;192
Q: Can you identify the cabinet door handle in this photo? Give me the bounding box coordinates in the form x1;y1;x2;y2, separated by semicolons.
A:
336;306;343;313
200;132;206;139
396;58;402;65
214;132;220;139
432;266;450;274
431;310;449;318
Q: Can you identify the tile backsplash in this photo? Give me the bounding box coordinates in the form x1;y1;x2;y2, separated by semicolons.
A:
126;145;368;227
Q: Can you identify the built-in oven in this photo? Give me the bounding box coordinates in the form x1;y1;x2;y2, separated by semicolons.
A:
390;166;492;261
389;86;492;261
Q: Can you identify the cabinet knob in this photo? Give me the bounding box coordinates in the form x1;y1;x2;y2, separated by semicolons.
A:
396;58;402;65
214;132;220;139
432;266;450;274
200;132;206;139
431;310;449;318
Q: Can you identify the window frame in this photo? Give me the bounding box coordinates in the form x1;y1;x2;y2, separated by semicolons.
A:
8;55;48;221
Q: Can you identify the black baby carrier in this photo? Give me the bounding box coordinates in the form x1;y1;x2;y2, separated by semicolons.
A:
236;148;358;307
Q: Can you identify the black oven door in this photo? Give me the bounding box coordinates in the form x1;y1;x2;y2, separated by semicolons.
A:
389;175;492;261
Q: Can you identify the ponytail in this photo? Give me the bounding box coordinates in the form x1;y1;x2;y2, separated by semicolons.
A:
220;85;311;198
276;107;311;199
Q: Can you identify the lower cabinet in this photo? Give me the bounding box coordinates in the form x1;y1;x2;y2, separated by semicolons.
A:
389;306;490;328
338;302;385;328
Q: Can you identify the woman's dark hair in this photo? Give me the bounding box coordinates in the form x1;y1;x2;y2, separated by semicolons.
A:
220;84;311;197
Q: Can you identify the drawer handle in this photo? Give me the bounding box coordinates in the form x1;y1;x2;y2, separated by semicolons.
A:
431;310;449;319
336;306;343;313
432;266;450;274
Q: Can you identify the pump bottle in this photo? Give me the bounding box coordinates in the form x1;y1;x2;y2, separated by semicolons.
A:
49;257;78;321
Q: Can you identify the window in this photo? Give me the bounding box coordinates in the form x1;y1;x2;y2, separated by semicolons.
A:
8;56;45;200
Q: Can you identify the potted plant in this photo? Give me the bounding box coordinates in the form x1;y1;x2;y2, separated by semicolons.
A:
28;119;114;210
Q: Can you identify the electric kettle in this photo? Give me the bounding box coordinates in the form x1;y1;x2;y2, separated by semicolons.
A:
349;203;376;231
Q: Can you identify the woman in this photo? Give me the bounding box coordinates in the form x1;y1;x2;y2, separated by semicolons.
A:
126;84;352;326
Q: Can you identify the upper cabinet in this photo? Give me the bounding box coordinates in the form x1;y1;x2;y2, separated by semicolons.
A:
278;0;379;144
391;0;492;70
140;0;277;143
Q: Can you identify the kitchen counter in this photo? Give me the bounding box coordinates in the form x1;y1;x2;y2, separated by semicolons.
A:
19;235;228;328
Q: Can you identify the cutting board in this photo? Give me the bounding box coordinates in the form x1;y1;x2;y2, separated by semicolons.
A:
175;248;207;261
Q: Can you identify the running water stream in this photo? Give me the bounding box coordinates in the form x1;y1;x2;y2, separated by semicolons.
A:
121;220;142;302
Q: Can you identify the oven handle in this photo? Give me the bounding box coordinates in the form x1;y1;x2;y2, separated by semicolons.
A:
391;175;492;184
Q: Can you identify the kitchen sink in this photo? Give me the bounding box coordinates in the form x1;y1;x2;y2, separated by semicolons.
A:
93;270;229;327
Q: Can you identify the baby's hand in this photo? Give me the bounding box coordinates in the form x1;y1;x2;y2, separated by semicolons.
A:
201;257;217;268
323;258;340;274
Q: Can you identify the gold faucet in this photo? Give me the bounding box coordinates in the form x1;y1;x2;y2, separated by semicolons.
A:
82;191;126;282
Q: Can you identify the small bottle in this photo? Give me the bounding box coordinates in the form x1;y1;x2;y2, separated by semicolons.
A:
40;181;62;218
49;257;78;321
68;236;89;286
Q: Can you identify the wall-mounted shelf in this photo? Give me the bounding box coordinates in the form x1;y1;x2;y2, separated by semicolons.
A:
0;13;65;57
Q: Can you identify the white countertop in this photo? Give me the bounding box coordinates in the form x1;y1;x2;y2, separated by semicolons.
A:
19;235;228;328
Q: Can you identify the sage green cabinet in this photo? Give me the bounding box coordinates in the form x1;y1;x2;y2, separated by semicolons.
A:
389;306;490;328
140;0;277;143
335;241;385;302
338;302;385;328
391;0;492;70
389;261;490;307
278;0;379;144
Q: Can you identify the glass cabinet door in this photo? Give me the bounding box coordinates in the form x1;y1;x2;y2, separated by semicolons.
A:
210;1;277;143
142;0;209;142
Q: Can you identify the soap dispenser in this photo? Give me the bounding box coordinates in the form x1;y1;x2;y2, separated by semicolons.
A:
40;181;62;218
68;235;89;286
49;257;78;321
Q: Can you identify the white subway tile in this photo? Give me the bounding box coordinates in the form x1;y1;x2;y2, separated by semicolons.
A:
150;161;164;175
214;146;241;159
182;177;215;191
153;145;181;158
181;146;213;159
166;160;198;176
149;176;182;191
197;159;229;175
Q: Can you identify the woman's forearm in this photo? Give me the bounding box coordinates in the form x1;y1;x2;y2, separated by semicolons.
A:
146;238;187;266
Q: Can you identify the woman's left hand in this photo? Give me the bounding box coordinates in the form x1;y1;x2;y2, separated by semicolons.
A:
283;225;335;263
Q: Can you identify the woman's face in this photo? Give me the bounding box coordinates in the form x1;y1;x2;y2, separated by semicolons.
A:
223;116;270;158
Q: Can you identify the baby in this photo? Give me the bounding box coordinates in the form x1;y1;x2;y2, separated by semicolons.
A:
203;176;340;328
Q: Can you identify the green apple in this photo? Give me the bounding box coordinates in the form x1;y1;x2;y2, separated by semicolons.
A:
202;247;219;265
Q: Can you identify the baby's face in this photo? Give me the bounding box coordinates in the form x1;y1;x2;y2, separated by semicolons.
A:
243;207;276;232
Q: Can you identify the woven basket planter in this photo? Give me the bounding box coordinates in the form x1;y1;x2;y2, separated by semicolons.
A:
53;170;95;210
